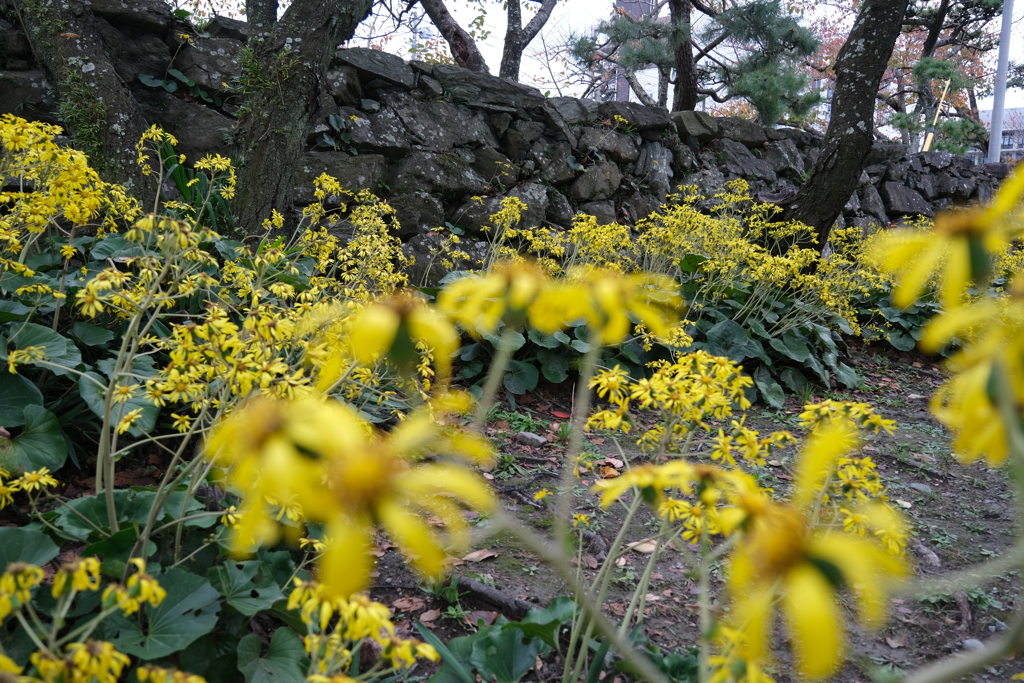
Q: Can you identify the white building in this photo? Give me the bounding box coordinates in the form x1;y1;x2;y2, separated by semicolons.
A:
969;107;1024;164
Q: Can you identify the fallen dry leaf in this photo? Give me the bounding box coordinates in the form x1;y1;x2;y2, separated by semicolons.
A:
885;635;904;649
599;466;620;479
393;597;426;612
426;515;445;527
582;554;599;569
420;609;441;623
551;410;572;419
462;549;499;562
626;539;658;553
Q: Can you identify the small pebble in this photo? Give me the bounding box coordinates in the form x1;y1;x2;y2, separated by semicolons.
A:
910;483;933;494
516;431;548;447
962;639;985;651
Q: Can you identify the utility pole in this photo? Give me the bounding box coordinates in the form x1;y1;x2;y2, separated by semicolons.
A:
987;0;1015;163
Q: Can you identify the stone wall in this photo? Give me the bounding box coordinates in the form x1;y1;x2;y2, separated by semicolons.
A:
1;2;1015;281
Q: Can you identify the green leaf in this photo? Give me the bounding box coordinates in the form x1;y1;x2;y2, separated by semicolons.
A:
167;68;194;86
419;624;484;683
0;373;43;428
53;489;194;540
570;339;591;353
768;332;811;363
8;323;82;376
503;360;539;395
0;527;60;568
237;628;306;683
71;322;115;347
833;362;859;389
470;627;543;683
5;405;67;471
704;320;760;362
886;330;917;352
111;568;221;659
0;300;32;323
138;74;164;87
483;329;526;351
779;367;810;395
537;349;568;384
516;596;575;649
79;371;159;438
527;328;562;349
84;527;156;579
753;366;785;409
678;253;709;274
208;560;285;616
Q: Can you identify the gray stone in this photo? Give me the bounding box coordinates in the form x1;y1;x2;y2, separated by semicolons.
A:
502;128;533;160
918;150;953;170
886;162;910;183
935;172;976;201
569;162;621;201
577;127;639;164
88;0;171;34
546;189;574;227
382;91;498;150
403;234;487;286
432;64;545;111
95;18;170;86
389;191;444;239
292;152;388;206
670;110;718;143
360;99;380;113
909;482;933;494
532;140;576;185
981;162;1011;180
0;18;31;62
597;101;671;132
690;166;727;207
766;126;822;149
860;185;887;224
515;431;548;447
714;138;776;183
176;37;243;97
409;60;434;76
388;151;486;198
579;200;617;225
490;113;513;139
205;16;249;42
334;47;415;90
763;138;804;178
843;192;860;213
880;182;933;217
715;116;768;148
974;179;998;202
849;216;883;236
962;640;985;652
342;106;412;158
636;141;675;199
910;172;937;200
865;142;909;166
0;70;59;124
621;192;660;224
449;183;549;234
472;147;519;189
418;74;443;99
548;97;599;125
671;141;697;174
542;103;577;148
325;68;362;106
511;119;546;142
136;90;232;160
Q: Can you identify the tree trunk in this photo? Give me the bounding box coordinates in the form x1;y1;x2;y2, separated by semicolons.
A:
13;0;154;197
498;0;559;82
912;0;951;148
623;68;657;107
668;0;698;111
232;0;372;234
246;0;279;34
782;0;911;248
419;0;490;73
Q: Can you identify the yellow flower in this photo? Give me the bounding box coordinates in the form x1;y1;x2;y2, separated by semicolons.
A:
437;260;550;333
593;460;694;508
116;408;144;434
52;557;102;597
60;244;77;260
15;467;59;491
1;562;44;602
533;488;552;501
0;477;18;509
126;558;167;608
66;640;131;683
171;413;192;433
347;291;458;379
589;365;631;404
0;654;23;674
571;513;591;527
206;395;496;597
138;665;208;683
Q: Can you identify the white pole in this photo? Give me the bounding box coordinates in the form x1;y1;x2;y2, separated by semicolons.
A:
988;0;1015;163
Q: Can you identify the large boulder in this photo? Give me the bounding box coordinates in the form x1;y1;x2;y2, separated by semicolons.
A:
716;117;767;148
205;16;249;43
341;106;414;158
636;141;675;199
569;162;621;201
136;90;233;161
576;127;639;164
547;97;599;126
859;184;887;224
935;172;976;201
88;0;171;35
713;138;776;183
0;70;59;124
95;18;170;85
449;182;550;234
578;200;616;224
597;101;671;132
432;65;545;112
389;191;445;239
0;18;32;63
472;147;519;189
175;37;243;98
334;47;415;90
880;182;933;217
382;91;498;150
292;152;389;206
763;138;805;178
865;142;909;166
531;140;576;185
388;150;486;198
671;110;718;144
325;68;362;106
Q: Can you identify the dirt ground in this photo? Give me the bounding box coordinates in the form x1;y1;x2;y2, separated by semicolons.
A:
367;341;1024;683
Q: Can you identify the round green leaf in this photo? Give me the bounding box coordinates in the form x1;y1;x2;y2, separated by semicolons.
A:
0;527;60;569
5;405;67;471
238;628;305;683
0;373;43;428
503;360;539;395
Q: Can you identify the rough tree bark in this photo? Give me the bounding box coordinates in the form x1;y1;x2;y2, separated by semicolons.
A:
499;0;559;81
668;0;698;111
12;0;155;197
782;0;912;248
417;0;490;73
232;0;372;233
246;0;280;33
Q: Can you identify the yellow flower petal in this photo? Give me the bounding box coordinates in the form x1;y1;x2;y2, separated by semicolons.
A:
782;563;844;680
